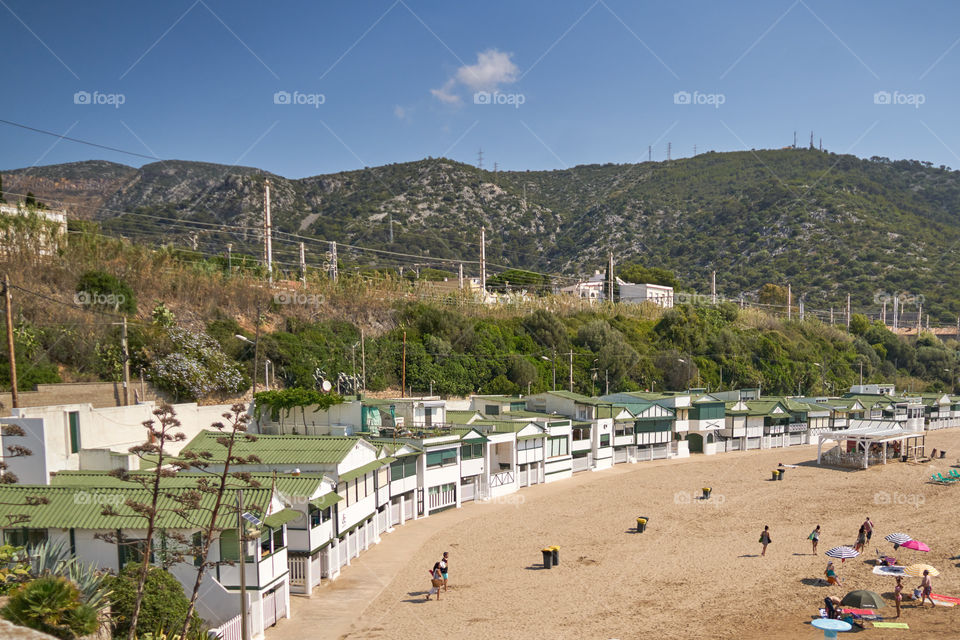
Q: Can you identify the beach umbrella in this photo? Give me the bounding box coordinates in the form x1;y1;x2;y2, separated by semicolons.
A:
901;540;930;552
884;533;912;546
825;546;860;560
840;590;887;609
904;564;940;577
825;546;860;578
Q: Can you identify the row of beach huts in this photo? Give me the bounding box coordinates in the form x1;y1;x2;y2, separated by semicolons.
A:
0;384;956;638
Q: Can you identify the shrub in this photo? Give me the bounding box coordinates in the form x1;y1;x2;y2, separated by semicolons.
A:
1;575;98;639
76;270;137;315
105;564;200;639
147;327;247;401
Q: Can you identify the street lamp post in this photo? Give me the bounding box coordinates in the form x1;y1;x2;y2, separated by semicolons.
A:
235;334;259;397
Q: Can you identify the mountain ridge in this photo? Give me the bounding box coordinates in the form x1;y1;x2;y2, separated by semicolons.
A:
4;149;960;320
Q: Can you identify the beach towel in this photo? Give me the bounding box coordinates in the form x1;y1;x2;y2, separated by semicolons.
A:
931;593;960;604
873;565;906;576
873;622;909;629
841;608;875;615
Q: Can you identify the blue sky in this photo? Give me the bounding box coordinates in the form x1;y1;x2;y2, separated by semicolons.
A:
3;0;960;177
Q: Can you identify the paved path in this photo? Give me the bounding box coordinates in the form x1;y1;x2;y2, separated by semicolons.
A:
267;506;475;640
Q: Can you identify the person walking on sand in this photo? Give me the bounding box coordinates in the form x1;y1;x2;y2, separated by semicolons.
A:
809;525;821;555
759;525;772;556
894;576;903;618
854;524;866;553
425;562;443;601
864;517;874;544
918;569;935;608
439;551;450;592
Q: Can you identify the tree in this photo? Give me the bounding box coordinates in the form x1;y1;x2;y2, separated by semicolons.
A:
105;564;198;639
758;284;788;308
75;270;137;315
849;313;870;336
98;404;187;640
0;423;51;525
175;404;261;640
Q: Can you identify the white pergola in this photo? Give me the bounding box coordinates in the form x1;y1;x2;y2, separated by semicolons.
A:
817;421;926;469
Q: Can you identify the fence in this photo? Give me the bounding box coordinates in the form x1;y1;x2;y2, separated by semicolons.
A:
212;613;243;640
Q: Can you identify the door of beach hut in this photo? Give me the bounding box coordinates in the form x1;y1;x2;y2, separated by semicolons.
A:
687;433;704;453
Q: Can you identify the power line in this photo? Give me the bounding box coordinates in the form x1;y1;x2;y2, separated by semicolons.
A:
0;119;161;161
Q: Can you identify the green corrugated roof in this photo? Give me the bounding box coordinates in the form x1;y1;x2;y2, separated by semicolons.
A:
180;431;361;465
50;470;327;499
0;485;275;530
498;409;558;419
310;492;342;510
263;508;301;528
338;457;394;483
446;410;482;424
542;390;597;404
517;433;546;441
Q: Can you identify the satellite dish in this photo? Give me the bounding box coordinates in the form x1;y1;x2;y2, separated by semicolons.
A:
321;380;333;392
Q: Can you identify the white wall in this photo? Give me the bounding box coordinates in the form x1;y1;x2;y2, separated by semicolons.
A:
0;417;48;484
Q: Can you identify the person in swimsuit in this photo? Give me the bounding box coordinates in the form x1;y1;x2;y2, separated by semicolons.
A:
824;561;842;586
439;551;450;592
809;525;821;554
864;517;874;543
918;570;934;608
854;524;866;552
760;525;771;556
894;576;903;618
425;562;443;601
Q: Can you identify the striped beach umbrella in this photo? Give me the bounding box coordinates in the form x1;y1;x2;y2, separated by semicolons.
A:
826;546;860;560
884;533;912;545
904;564;939;577
825;546;860;577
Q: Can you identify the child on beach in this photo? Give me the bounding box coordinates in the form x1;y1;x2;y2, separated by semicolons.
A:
894;576;903;618
759;525;771;556
809;525;820;554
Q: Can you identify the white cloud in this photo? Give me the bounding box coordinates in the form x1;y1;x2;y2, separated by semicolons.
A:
431;48;518;104
430;79;461;105
394;105;408;119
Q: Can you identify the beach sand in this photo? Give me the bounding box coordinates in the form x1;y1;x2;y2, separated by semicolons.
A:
339;430;960;639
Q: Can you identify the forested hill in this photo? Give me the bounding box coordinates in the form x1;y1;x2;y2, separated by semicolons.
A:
5;149;960;320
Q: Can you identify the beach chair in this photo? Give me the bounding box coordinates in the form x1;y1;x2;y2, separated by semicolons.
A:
934;472;958;484
949;469;960;479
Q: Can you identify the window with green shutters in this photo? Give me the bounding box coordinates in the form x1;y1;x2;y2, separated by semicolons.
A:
390;457;417;479
68;411;80;454
426;448;457;468
461;443;483;460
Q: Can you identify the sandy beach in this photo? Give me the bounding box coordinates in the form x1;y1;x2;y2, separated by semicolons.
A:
309;430;960;639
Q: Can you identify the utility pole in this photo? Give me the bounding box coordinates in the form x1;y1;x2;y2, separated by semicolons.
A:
477;148;483;170
299;242;306;285
480;228;486;293
830;307;834;325
605;369;609;395
458;263;464;289
3;275;17;408
917;303;922;333
552;348;557;391
568;350;574;392
401;331;406;398
252;300;261;398
667;142;671;161
648;145;652;162
237;490;249;640
388;212;394;243
893;294;899;330
360;328;366;393
226;243;233;272
329;241;338;282
264;179;273;283
799;296;804;321
846;293;851;328
608;253;614;302
121;317;130;406
882;300;887;325
711;271;717;304
787;283;792;320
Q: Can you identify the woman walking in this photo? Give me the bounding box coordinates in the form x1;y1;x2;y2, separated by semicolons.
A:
425;562;443;601
439;551;450;592
808;525;820;555
759;525;772;556
854;524;866;553
894;576;903;618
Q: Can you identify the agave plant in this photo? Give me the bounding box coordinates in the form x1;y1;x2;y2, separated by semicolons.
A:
25;539;111;611
0;575;99;639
